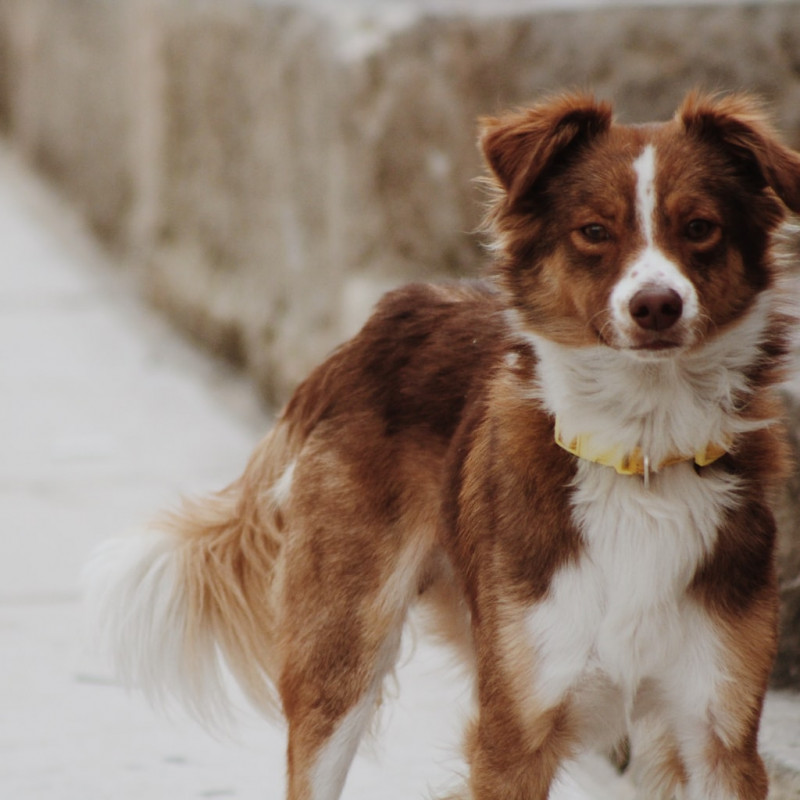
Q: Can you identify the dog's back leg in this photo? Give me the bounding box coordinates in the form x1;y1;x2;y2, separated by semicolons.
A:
279;610;403;800
273;508;435;800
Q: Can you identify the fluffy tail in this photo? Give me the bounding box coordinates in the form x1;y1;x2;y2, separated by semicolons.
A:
84;432;289;724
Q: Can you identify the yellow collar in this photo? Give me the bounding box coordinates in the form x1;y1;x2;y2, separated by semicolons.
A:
554;417;728;480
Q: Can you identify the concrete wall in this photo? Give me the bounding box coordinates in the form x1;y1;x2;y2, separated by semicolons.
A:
2;0;800;689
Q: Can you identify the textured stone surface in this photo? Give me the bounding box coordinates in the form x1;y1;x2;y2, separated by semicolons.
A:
0;0;138;240
2;0;800;399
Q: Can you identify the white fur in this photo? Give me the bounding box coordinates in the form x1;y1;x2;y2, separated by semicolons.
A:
610;246;700;342
634;145;658;245
525;459;737;714
609;145;700;349
523;332;754;791
272;459;296;507
526;289;775;468
83;528;230;725
309;685;380;800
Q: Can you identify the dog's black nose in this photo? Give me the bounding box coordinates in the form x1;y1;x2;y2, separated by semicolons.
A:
629;288;683;331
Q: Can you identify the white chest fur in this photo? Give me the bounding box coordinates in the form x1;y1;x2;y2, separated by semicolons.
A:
525;460;742;741
518;290;775;471
515;296;774;744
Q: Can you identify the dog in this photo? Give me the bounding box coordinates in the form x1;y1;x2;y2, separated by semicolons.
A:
86;91;800;800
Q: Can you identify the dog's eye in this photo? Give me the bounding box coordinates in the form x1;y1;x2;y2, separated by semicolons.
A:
580;224;610;243
685;219;716;243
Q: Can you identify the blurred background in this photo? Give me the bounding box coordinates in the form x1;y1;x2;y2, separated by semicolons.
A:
3;0;800;401
2;0;800;797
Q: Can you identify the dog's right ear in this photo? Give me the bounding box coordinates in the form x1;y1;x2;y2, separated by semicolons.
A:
480;94;613;208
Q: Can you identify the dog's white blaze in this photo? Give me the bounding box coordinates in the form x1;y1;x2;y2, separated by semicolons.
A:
525;461;740;742
634;145;657;245
610;144;699;336
309;686;378;800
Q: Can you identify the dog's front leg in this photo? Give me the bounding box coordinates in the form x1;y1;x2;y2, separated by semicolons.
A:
671;506;778;800
465;694;574;800
644;599;776;800
666;675;771;800
463;611;578;800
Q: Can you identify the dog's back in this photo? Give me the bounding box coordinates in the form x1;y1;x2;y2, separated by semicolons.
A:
86;280;511;786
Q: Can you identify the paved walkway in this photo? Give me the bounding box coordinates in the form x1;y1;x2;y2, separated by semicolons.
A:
0;145;643;799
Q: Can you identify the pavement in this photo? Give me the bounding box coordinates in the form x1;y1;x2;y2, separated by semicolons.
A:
0;140;795;800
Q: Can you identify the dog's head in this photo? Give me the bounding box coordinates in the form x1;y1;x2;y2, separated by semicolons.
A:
481;91;800;359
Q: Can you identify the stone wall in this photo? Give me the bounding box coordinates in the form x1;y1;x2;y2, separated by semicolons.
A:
776;394;800;689
2;0;800;397
2;0;800;688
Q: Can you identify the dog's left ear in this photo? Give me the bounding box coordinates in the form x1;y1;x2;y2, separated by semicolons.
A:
480;93;613;208
679;91;800;214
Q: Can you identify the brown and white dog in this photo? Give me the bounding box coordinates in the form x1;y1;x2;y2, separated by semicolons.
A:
86;92;800;799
